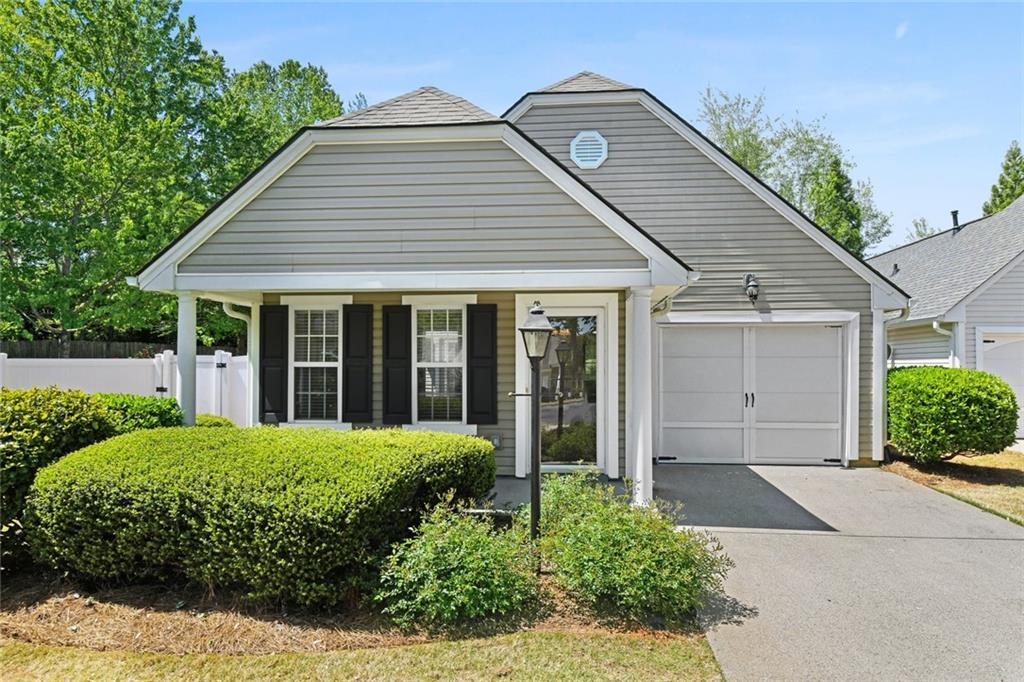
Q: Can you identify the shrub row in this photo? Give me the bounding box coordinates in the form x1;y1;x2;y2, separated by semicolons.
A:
97;393;183;433
887;366;1018;462
27;427;495;605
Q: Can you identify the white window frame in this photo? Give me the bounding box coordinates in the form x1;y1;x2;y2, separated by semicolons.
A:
282;295;353;427
403;294;478;435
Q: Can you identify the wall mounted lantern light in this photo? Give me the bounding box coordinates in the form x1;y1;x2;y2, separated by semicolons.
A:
744;273;760;304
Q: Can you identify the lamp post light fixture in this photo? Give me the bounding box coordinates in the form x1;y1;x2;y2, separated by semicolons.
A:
555;339;571;437
518;301;554;542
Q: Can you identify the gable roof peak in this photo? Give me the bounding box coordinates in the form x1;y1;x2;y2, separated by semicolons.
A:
538;71;637;93
323;86;499;127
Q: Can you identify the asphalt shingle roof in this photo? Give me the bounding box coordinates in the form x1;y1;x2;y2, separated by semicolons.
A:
868;194;1024;321
323;86;499;127
538;71;637;93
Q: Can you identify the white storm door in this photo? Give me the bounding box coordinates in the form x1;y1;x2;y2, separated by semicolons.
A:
749;325;843;465
980;333;1024;438
658;326;748;464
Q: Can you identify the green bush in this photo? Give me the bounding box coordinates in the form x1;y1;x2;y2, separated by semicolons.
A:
26;427;495;605
376;502;538;628
541;421;597;463
95;393;183;433
887;366;1018;462
539;472;731;625
1;387;117;567
194;414;235;428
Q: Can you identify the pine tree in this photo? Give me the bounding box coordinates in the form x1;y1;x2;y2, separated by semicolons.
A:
982;140;1024;215
809;156;864;256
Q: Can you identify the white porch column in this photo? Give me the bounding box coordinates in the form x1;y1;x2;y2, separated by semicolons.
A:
176;292;197;426
627;287;654;505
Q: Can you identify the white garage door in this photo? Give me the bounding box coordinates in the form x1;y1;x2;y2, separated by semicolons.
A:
658;325;844;465
980;333;1024;438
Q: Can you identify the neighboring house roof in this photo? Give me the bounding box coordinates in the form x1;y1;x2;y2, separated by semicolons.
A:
321;86;499;127
538;71;638;93
868;195;1024;321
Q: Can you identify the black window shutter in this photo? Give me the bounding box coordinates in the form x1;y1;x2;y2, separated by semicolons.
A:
342;304;373;423
466;304;498;425
382;305;412;424
259;304;289;423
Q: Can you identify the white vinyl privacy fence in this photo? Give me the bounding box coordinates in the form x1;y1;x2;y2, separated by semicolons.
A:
0;351;250;426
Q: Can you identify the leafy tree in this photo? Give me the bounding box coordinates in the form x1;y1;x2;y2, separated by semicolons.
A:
202;60;344;197
347;92;368;113
699;87;891;254
0;0;227;346
808;156;864;256
982;140;1024;215
906;217;937;243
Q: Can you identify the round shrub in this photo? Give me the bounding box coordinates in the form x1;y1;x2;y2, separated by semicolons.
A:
376;503;539;628
539;472;731;625
95;393;183;433
26;427;495;605
888;367;1018;462
541;421;597;463
194;414;235;428
1;387;117;562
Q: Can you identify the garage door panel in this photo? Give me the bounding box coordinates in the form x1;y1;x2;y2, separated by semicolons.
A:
660;327;743;357
660;426;745;463
661;357;743;392
662;391;743;423
754;392;841;424
755;357;840;393
754;326;840;357
982;334;1024;438
752;427;840;464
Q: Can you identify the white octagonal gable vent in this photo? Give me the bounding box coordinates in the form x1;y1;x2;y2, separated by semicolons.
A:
570;130;608;169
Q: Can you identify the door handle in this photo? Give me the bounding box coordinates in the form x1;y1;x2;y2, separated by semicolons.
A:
751;393;755;407
744;392;749;407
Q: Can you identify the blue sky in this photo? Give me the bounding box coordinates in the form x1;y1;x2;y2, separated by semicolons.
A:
182;2;1023;254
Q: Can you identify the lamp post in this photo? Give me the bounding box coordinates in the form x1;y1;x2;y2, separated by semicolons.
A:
555;339;571;437
518;301;554;542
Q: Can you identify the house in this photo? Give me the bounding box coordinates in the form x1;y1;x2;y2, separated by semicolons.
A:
131;72;909;502
868;197;1024;437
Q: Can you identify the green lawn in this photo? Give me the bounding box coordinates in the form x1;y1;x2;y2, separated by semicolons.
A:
884;449;1024;525
0;631;722;682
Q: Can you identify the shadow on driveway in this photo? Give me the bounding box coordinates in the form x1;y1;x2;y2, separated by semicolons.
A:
654;464;837;532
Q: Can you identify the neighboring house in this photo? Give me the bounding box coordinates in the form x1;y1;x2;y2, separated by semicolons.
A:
132;72;909;501
868;196;1024;437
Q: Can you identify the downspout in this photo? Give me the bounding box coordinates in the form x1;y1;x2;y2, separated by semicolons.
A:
222;302;251;325
932;320;956;368
222;303;253;426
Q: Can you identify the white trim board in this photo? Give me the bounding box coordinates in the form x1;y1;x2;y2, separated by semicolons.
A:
513;292;619;478
975;326;1024;373
506;89;908;309
134;123;694;293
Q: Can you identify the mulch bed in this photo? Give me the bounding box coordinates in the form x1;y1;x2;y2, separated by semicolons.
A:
0;571;670;655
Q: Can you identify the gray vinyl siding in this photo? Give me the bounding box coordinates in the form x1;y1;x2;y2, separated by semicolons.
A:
517;101;878;460
180;140;645;274
263;290;627;477
887;323;952;367
964;255;1024;368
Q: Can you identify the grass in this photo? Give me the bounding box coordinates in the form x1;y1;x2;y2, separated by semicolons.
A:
0;632;722;681
883;449;1024;525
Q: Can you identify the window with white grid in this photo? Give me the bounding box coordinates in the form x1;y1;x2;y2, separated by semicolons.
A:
292;308;340;421
414;306;465;423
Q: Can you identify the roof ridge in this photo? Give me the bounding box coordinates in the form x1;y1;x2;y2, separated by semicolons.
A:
320;87;430;125
538;71;636;93
868;201;1017;260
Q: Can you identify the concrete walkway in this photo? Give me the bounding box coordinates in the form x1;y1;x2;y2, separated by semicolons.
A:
655;465;1024;682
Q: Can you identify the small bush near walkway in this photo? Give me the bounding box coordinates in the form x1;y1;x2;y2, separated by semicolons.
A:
887;367;1018;463
26;427;495;605
194;413;234;427
376;502;539;628
539;472;732;626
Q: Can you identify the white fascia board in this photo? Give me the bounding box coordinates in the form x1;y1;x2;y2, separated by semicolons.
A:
173;269;659;293
499;126;692;287
508;91;909;305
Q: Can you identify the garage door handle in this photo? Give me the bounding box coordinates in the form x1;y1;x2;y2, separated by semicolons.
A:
744;392;749;407
751;393;755;407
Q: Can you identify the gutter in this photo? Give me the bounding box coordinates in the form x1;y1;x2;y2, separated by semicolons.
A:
931;320;958;368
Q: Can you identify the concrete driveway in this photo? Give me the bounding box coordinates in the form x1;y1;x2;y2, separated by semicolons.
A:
655;465;1024;682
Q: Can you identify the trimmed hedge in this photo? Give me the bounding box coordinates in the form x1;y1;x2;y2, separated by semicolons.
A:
96;393;183;433
539;472;731;624
541;421;597;463
376;502;538;628
26;427;495;605
888;366;1018;462
195;414;235;428
1;388;117;555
